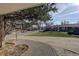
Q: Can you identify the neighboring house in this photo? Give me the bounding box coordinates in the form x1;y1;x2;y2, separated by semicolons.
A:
52;24;79;32
32;25;38;30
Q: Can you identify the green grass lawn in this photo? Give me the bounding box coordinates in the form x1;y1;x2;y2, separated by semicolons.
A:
29;32;73;37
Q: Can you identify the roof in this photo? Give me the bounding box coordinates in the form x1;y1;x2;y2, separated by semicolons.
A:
53;24;79;27
0;3;42;15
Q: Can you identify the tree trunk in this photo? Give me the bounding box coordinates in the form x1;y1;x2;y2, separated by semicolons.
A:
0;16;4;48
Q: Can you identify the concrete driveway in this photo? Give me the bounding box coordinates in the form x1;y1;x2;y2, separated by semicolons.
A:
4;31;79;56
16;39;58;56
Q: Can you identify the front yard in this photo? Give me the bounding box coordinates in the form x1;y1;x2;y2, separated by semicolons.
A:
29;32;74;37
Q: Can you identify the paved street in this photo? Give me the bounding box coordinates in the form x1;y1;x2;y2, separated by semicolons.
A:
4;31;79;56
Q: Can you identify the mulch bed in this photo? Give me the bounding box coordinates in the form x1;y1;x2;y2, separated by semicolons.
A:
3;40;30;56
4;44;29;56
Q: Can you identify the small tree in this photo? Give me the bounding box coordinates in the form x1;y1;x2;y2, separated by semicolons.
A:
0;16;5;48
0;3;58;48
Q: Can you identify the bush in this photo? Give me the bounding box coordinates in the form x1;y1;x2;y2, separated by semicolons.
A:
67;29;74;35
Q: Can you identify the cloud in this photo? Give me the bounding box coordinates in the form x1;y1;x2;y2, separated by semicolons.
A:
52;3;79;25
56;10;79;18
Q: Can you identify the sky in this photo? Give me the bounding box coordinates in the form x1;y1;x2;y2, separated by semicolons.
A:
49;3;79;25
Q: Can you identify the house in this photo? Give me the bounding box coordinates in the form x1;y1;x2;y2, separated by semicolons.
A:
52;24;79;32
